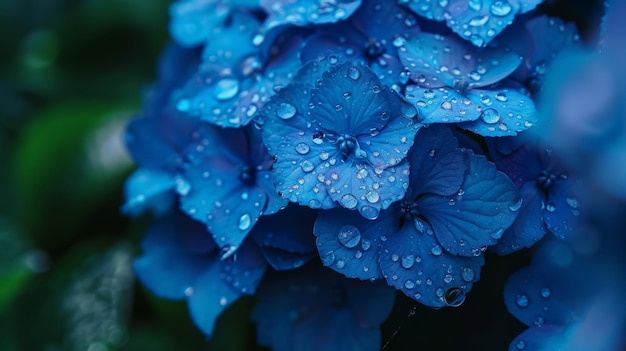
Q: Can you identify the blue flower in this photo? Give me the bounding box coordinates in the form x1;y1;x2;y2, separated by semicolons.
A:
314;125;520;307
260;59;421;219
300;0;421;89
251;264;395;351
175;10;305;127
133;212;264;336
176;124;288;255
489;137;581;255
402;0;544;47
399;32;537;136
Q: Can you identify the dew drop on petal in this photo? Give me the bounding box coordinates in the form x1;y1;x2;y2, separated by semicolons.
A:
461;267;475;282
401;255;415;269
238;213;251;231
177;99;191;112
214;78;240;101
515;293;529;308
219;296;228;306
480;108;500;124
469;15;489;26
335;258;346;269
404;280;415;289
490;0;512;16
365;191;380;203
337;225;361;248
322;251;336;266
340;193;358;209
360;205;379;220
430;244;443;256
276;102;297;119
347;66;361;80
495;92;507;102
300;160;315;172
296;142;310;155
540;287;551;298
546;202;556;213
440;101;452;110
516;340;526;350
361;239;371;251
509;197;523;211
444;288;465;306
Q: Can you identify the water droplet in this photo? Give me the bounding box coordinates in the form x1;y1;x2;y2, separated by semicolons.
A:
177;99;191;112
468;0;482;11
340;194;358;209
516;340;526;350
546;202;556;213
214;78;240;101
365;191;379;203
515;293;529;308
495;92;507;102
175;177;191;196
444;288;465;306
490;1;512;16
461;267;475;282
509;198;523;211
430;244;442;256
540;287;551;298
337;225;361;248
533;316;544;327
469;15;489;26
219;296;228;306
300;160;315;172
423;89;435;99
360;205;379;220
391;253;399;262
470;35;484;47
566;197;579;209
296;143;310;155
335;258;346;269
347;66;360;80
480;108;500;124
276;102;297;119
440;101;452;110
404;280;415;289
238;213;251;231
401;255;415;269
322;251;335;266
184;286;194;296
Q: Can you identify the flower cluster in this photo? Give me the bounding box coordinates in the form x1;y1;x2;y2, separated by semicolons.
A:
122;0;624;349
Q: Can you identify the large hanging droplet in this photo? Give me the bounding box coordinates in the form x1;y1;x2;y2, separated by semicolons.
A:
444;287;465;306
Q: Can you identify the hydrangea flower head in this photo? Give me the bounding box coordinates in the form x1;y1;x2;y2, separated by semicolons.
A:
260;59;421;219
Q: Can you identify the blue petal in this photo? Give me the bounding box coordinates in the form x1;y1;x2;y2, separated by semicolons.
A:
404;85;480;124
251;266;393;351
406;125;465;197
260;0;362;31
509;325;567;351
187;260;242;337
200;10;260;65
121;169;174;217
258;247;315;271
379;222;485;307
544;179;581;240
504;266;577;328
491;182;547;255
414;151;521;256
251;204;317;253
398;33;521;88
169;0;230;47
219;240;267;294
314;208;392;280
457;88;537;136
403;0;544;47
134;217;214;299
351;0;420;41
